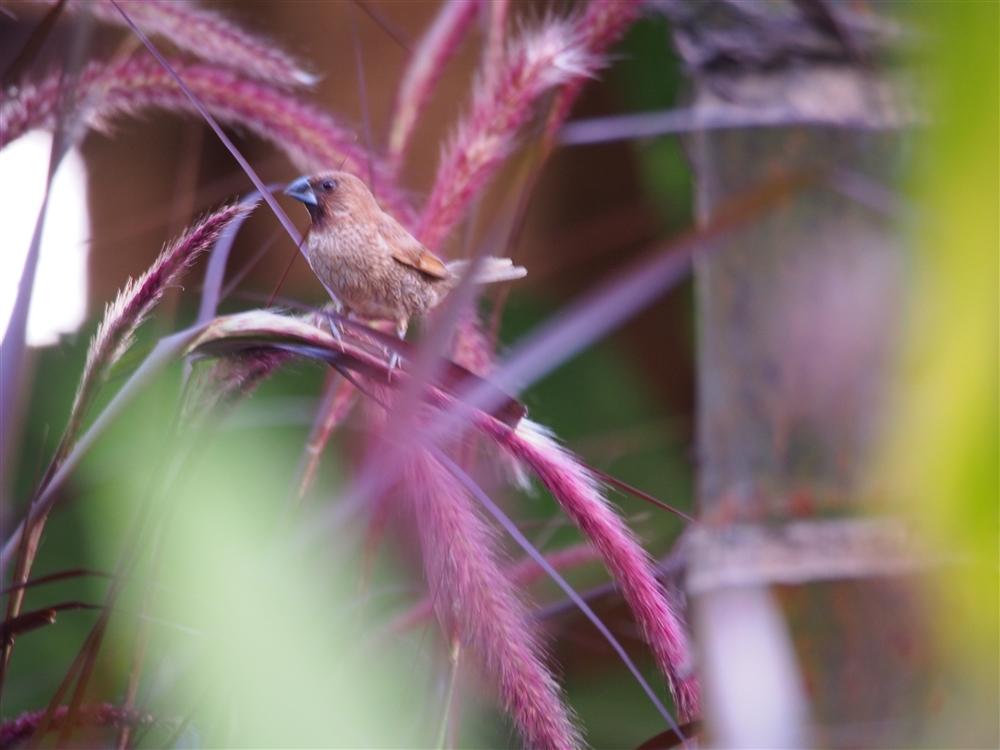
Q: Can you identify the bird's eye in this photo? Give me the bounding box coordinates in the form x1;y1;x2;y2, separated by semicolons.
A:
319;179;338;192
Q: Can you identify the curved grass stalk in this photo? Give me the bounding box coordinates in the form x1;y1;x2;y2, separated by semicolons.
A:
62;202;257;462
387;0;479;170
495;420;701;722
0;56;415;225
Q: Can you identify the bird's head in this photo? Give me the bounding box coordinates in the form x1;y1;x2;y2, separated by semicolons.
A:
283;171;378;226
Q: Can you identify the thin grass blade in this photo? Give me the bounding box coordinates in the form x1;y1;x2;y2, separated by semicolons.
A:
1;327;205;573
387;0;479;168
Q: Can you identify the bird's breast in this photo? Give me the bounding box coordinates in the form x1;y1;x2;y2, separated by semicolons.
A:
306;224;448;321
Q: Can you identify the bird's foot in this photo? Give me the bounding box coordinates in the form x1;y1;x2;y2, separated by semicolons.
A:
386;319;408;381
324;312;344;344
321;303;350;344
386;350;401;380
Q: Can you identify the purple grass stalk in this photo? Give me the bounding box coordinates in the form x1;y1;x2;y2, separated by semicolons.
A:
481;0;511;93
451;309;496;376
386;0;479;171
406;447;583;750
415;18;601;250
354;0;412;53
28;0;315;88
0;57;416;225
196;189;268;326
476;417;702;723
0;703;154;746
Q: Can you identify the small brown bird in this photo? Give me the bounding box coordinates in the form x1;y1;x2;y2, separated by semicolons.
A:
284;171;526;367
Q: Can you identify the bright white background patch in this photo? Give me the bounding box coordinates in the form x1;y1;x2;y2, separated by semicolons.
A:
0;130;90;347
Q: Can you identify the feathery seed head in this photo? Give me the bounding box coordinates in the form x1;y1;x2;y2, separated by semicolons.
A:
489;418;702;722
406;448;583;750
34;0;316;88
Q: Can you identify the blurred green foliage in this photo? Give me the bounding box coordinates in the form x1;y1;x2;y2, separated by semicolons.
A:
613;15;692;232
879;2;998;744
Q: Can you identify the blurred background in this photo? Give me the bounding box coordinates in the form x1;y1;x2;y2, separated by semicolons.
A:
1;1;995;748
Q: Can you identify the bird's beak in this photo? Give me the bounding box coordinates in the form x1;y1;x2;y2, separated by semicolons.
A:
284;176;318;207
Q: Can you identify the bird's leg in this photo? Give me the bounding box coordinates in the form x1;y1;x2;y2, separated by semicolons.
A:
318;284;347;343
322;300;349;344
387;319;408;378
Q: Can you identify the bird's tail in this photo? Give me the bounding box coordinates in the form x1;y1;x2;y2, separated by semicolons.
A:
447;257;527;284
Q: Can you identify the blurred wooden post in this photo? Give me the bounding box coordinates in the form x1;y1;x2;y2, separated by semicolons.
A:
657;2;932;747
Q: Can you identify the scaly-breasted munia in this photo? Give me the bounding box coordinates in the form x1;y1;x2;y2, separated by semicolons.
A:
284;171;525;368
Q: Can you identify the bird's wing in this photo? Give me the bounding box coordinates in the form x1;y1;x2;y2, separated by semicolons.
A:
379;218;449;279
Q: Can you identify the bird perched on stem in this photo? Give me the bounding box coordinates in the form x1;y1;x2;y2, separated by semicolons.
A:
285;171;526;371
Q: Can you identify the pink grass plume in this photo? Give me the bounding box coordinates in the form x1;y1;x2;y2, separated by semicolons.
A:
545;0;643;145
482;418;702;722
8;204;257;593
416;18;601;250
88;204;257;383
57;202;257;466
28;0;316;88
406;447;583;750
